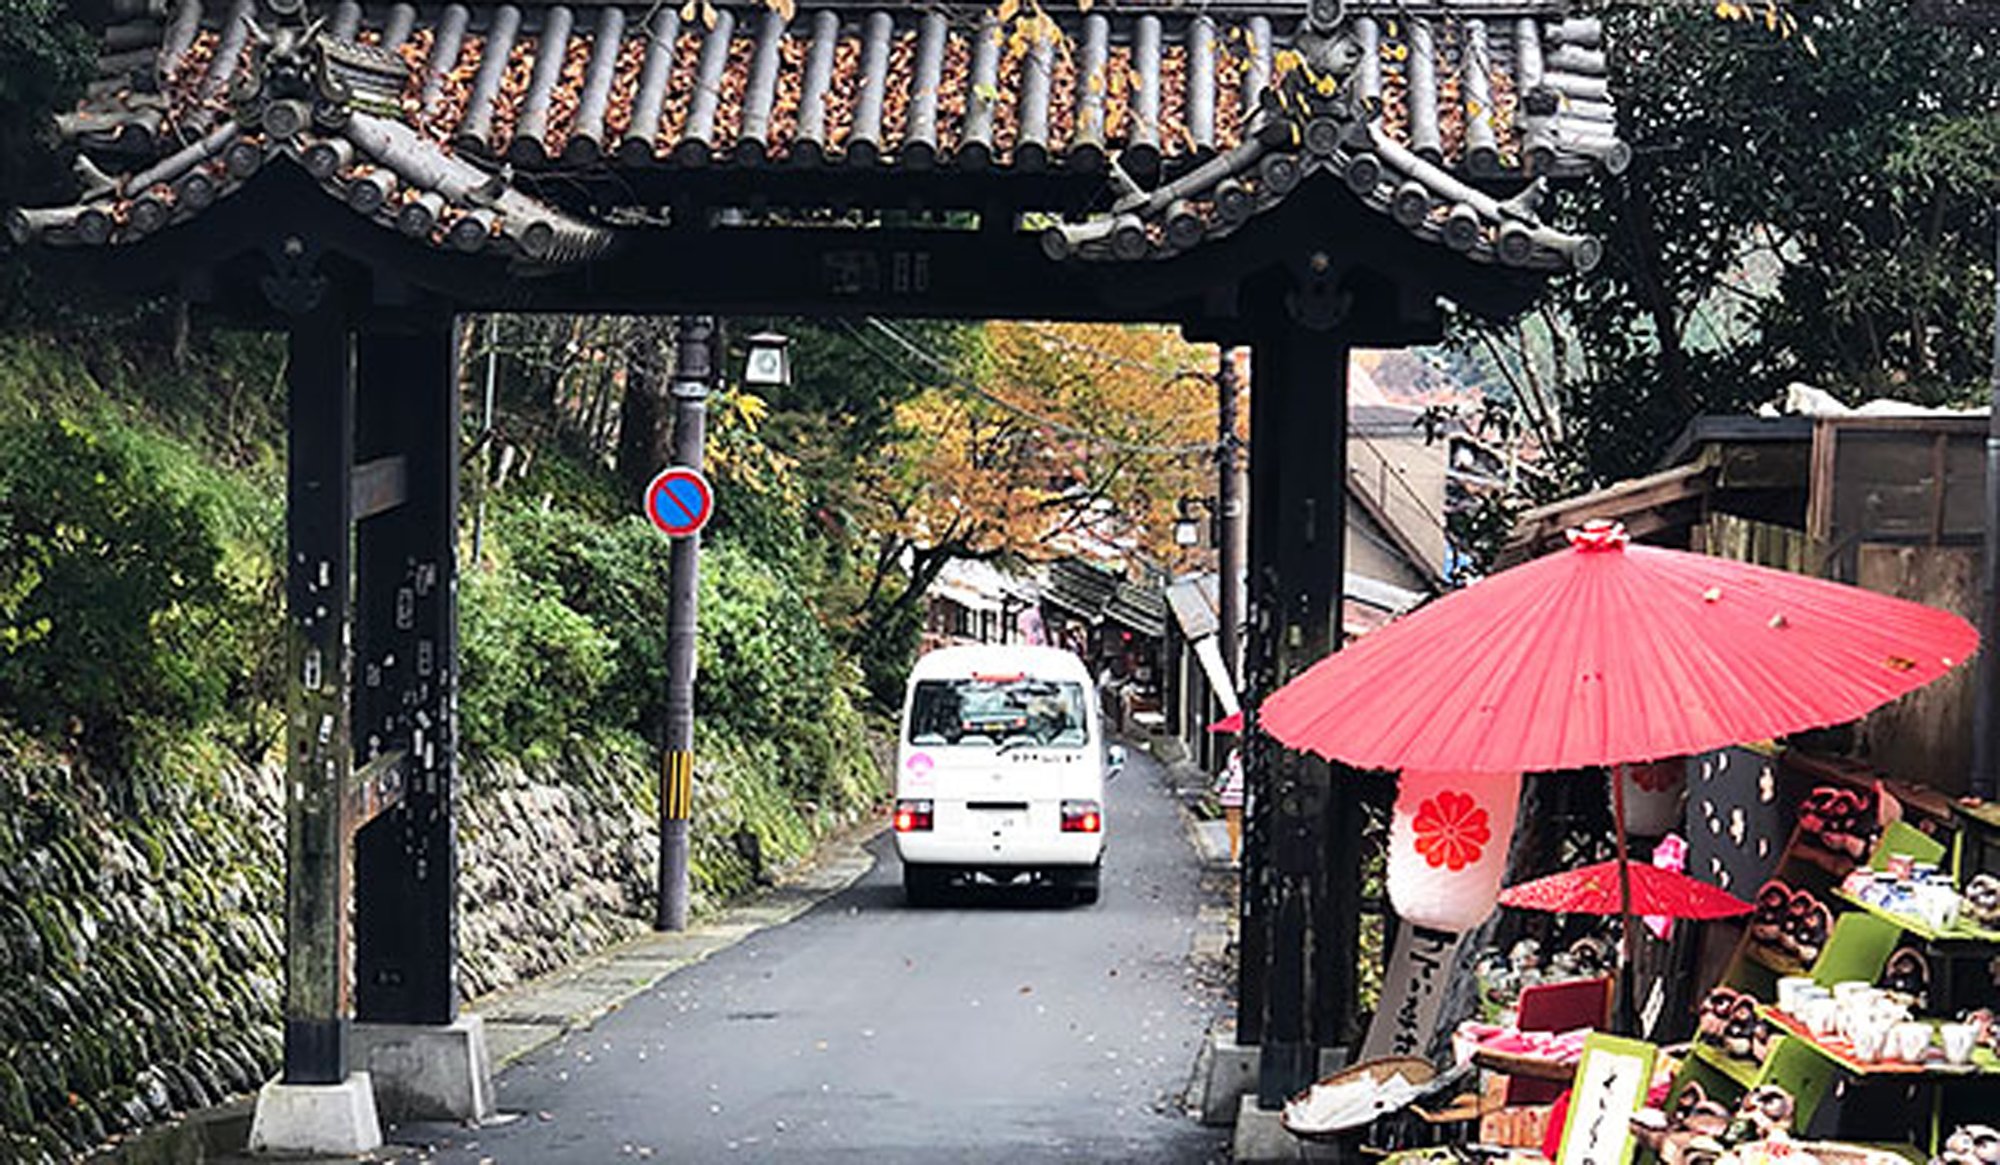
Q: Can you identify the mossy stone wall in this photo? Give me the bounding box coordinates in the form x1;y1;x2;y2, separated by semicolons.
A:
0;733;881;1163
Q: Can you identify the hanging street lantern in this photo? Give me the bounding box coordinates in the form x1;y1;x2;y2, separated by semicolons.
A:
743;330;793;390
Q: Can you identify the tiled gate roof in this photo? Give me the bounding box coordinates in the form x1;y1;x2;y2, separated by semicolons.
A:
12;0;1621;274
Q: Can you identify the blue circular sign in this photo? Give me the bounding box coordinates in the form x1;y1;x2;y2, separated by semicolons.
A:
645;467;713;537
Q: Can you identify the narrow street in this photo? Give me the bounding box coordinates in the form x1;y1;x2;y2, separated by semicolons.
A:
404;748;1230;1164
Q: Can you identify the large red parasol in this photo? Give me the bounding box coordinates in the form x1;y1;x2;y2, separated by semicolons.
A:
1259;521;1977;773
1256;520;1977;1029
1500;859;1753;921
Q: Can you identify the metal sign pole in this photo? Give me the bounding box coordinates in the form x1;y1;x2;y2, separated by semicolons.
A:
657;315;715;932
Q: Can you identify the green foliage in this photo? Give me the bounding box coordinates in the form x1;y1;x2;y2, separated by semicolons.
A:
457;565;619;760
854;600;923;710
0;0;91;206
1466;4;2000;491
466;487;868;810
0;0;96;325
0;414;258;766
482;503;675;737
695;540;840;743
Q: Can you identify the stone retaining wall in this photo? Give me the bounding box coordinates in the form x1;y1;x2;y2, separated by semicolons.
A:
0;734;866;1163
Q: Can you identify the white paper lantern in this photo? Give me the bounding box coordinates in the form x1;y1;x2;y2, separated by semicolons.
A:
1387;769;1522;932
1614;759;1687;838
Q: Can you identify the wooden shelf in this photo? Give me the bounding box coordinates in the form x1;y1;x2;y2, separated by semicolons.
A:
1954;798;2000;831
1786;841;1861;879
1743;940;1814;978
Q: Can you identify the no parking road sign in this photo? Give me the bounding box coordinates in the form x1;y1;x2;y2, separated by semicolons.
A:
645;466;713;538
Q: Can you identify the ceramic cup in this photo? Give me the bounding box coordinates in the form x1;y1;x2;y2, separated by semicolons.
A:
1851;1019;1890;1063
1836;989;1877;1041
1778;977;1816;1015
1941;1022;1979;1065
1891;1021;1933;1064
1803;997;1840;1038
1834;981;1874;1007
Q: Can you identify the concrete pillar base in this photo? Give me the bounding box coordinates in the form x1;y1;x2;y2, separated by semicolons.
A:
1197;1035;1259;1126
1231;1094;1352;1163
352;1016;497;1123
1199;1039;1351;1126
248;1072;383;1156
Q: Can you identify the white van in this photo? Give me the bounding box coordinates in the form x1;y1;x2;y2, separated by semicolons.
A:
893;644;1124;905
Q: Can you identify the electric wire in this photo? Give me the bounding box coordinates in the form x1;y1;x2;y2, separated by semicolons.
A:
848;317;1220;458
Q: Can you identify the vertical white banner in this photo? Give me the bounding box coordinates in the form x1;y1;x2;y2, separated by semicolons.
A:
1191;634;1240;716
1360;923;1463;1060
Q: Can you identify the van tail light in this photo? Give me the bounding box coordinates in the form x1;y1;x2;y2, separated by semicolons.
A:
1061;800;1102;833
894;799;934;832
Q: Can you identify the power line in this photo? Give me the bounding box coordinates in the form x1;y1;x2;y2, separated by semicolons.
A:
846;317;1220;458
854;317;1452;549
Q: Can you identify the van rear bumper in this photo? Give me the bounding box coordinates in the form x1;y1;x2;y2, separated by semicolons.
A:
894;832;1103;868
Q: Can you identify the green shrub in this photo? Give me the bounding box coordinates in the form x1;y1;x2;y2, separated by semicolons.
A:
696;540;839;742
487;505;673;737
490;502;846;750
457;568;618;760
0;416;251;764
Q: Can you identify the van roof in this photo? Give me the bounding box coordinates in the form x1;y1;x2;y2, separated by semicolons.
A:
908;644;1094;684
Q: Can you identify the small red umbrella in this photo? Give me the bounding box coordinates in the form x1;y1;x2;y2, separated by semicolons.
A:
1208;710;1244;734
1501;859;1753;921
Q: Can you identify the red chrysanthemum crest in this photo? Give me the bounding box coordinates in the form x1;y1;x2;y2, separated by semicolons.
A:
1411;790;1491;871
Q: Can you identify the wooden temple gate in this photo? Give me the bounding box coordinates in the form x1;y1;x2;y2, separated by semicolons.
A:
15;0;1621;1146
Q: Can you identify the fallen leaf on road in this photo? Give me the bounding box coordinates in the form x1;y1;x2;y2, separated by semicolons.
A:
1019;985;1033;994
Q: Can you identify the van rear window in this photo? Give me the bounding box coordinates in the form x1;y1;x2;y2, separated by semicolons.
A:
907;678;1088;748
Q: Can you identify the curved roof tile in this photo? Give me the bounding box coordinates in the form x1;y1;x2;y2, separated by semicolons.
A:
12;0;1621;274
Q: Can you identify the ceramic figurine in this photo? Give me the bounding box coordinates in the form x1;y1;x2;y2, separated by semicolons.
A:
1964;873;2000;931
1880;947;1930;1010
1934;1125;2000;1165
1727;1085;1796;1143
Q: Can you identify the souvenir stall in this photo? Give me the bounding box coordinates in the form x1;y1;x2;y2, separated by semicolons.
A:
1243;522;2000;1165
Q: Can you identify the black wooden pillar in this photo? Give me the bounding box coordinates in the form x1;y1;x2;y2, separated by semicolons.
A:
284;313;357;1085
354;320;461;1025
1239;322;1360;1107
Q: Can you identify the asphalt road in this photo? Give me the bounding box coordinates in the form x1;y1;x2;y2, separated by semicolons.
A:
402;749;1228;1164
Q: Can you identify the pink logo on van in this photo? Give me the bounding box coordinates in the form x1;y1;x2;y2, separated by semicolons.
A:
906;753;934;773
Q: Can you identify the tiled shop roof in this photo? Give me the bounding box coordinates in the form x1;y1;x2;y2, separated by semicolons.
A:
12;0;1620;272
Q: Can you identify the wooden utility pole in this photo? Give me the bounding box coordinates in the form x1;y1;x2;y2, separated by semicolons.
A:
657;315;715;932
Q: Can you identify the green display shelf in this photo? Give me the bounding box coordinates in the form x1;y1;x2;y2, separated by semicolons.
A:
1758;1006;2000;1079
1828;888;2000;945
1690;1041;1764;1090
1867;820;1948;871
